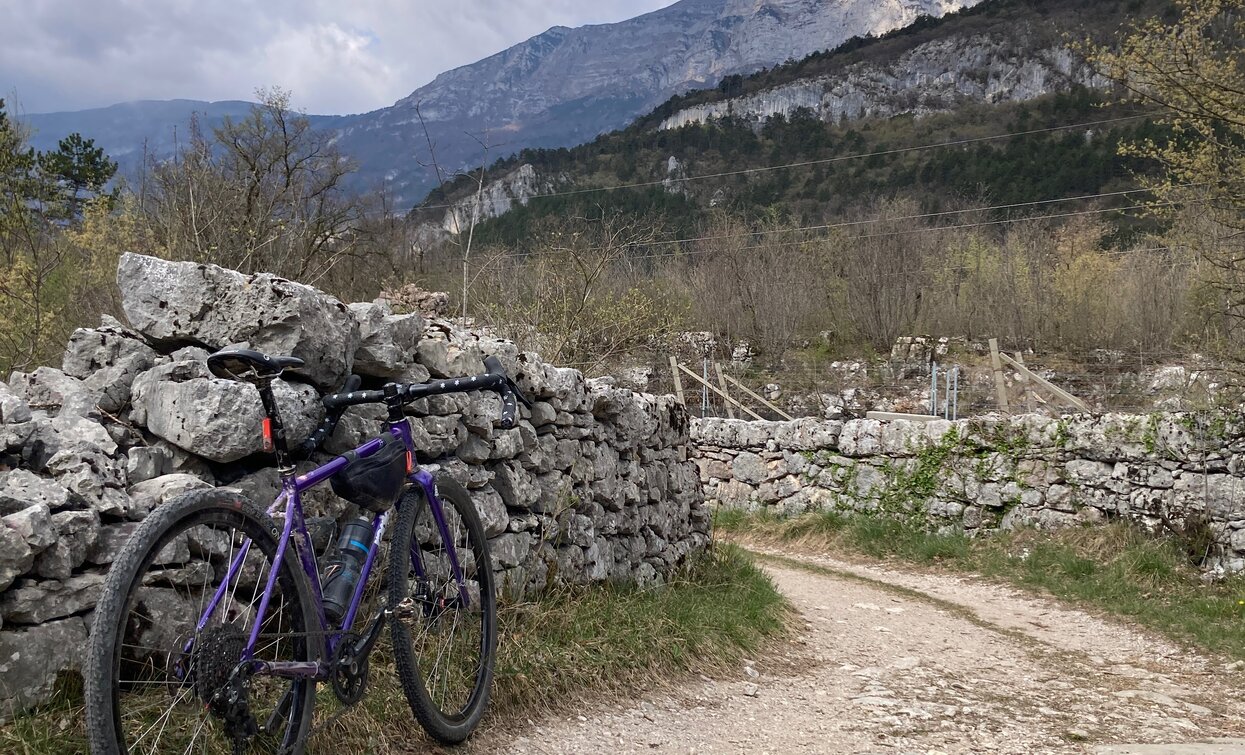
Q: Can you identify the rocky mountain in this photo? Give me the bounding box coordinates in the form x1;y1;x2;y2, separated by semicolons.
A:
410;0;1162;246
20;100;345;181
21;1;981;207
335;0;980;204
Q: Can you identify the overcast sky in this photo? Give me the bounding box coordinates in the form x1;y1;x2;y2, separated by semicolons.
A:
2;0;679;115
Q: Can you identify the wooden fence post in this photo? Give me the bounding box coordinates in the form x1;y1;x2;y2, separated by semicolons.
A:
669;356;686;407
989;338;1011;414
713;362;735;419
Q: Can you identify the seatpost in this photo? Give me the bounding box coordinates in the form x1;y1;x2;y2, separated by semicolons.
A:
255;377;295;475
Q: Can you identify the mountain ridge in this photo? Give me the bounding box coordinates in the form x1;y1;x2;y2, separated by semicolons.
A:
19;0;982;204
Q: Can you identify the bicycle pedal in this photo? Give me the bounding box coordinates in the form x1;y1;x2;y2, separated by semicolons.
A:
388;597;417;619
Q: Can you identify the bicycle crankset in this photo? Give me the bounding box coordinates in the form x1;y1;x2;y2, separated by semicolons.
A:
330;632;369;705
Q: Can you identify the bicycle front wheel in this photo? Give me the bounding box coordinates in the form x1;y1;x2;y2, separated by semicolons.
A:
388;474;497;743
84;488;317;754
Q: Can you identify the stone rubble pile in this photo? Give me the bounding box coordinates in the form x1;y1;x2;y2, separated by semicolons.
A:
693;414;1245;572
0;253;708;716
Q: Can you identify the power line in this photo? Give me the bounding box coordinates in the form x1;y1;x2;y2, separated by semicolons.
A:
408;111;1159;214
467;197;1196;266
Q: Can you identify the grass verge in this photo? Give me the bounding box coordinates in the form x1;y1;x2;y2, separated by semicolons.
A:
0;543;789;753
717;508;1245;660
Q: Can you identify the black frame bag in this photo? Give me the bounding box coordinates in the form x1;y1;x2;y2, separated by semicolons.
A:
330;435;408;512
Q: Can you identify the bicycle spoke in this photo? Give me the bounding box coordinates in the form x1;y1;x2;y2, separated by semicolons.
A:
92;501;314;754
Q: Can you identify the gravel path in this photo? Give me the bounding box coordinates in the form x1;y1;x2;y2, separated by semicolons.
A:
471;546;1245;754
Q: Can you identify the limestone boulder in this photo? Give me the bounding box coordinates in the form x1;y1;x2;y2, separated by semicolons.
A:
0;383;31;425
0;617;88;720
117;253;359;389
0;470;74;516
0;572;105;624
415;321;485;379
8;367;94;417
135;370;322;463
350;302;424;379
34;510;100;580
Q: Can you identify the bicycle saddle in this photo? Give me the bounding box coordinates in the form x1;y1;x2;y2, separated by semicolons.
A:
207;348;305;381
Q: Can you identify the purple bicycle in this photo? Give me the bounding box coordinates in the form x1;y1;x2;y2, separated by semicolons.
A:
84;347;529;753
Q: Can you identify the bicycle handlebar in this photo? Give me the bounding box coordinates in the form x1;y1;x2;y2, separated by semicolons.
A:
294;357;530;458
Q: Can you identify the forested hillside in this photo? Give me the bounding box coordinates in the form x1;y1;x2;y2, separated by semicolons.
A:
413;0;1175;250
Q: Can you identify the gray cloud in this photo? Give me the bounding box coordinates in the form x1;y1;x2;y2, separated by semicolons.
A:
1;0;678;115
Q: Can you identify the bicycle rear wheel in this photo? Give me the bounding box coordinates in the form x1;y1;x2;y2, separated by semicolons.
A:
388;474;497;743
84;488;317;754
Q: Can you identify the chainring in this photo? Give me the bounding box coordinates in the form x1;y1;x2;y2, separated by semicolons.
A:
330;632;369;706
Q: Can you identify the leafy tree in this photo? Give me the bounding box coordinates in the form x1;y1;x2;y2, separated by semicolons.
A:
0;98;65;371
38;132;117;216
1091;0;1245;349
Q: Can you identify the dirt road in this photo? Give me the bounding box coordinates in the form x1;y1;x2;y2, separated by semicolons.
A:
472;547;1245;754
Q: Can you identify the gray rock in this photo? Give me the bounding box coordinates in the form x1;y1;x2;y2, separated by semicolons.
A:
62;321;155;377
491;460;540;511
731;451;768;485
45;445;126;514
117;253;360;389
351;304;424;378
491;532;533;568
127;473;213;516
0;383;31;425
125;443;175;484
0;523;33;592
0;470;73;516
8;367;94;417
1;503;54;554
0;572;105;624
34;510;100;580
529;402;556;427
0;616;87;719
472;486;508;537
416;322;484;378
63;324;159;414
1065;459;1114;485
87;522;140;565
324;404;388;455
489;428;524;460
137;375;322;463
456;434;492;465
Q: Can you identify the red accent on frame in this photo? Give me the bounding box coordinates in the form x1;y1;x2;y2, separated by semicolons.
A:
261;417;274;453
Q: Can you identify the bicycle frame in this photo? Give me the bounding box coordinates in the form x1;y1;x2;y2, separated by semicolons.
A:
190;415;470;681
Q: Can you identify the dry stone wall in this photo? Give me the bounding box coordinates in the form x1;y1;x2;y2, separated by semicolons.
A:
693;414;1245;572
0;253;708;717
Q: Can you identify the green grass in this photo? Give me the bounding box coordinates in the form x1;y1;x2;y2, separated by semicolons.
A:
720;508;1245;660
0;544;789;753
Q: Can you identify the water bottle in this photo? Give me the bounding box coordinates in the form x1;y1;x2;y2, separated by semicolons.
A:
321;517;373;623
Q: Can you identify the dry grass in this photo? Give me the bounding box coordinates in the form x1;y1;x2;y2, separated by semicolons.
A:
0;544;789;753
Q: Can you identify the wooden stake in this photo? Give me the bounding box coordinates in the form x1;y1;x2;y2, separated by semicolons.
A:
1014;352;1032;413
989;338;1011;414
677;364;765;421
713;362;735;419
668;356;685;407
998;353;1090;413
721;373;795;421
